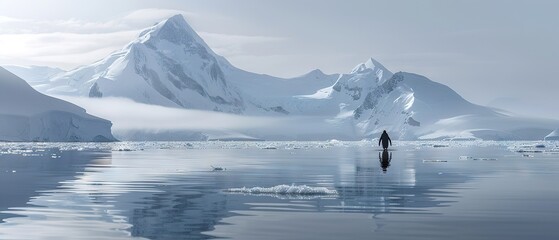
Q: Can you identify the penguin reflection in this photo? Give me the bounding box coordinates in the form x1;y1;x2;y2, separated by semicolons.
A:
379;149;392;173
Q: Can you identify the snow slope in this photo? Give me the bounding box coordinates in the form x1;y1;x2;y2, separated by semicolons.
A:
0;67;115;142
14;15;558;140
2;65;64;84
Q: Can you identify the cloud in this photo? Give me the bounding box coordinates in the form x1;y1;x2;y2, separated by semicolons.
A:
0;8;195;68
199;32;286;57
0;31;138;68
0;9;286;70
0;8;193;34
0;15;19;23
120;8;197;25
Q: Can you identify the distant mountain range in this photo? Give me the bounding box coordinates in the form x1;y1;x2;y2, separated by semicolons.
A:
4;15;558;141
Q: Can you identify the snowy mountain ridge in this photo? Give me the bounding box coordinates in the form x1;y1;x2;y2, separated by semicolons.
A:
40;15;244;113
9;14;559;140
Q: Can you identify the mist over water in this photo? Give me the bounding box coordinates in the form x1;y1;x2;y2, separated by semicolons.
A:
57;96;279;131
56;96;356;140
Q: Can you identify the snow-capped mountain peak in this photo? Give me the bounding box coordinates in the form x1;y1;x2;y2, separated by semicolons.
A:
300;69;328;78
138;14;216;57
45;14;244;112
350;57;393;83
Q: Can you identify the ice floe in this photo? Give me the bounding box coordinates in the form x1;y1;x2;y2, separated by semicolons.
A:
211;165;226;171
458;156;497;161
226;184;338;197
422;160;448;163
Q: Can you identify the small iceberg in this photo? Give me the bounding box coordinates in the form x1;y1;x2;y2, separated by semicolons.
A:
544;128;559;141
226;184;338;196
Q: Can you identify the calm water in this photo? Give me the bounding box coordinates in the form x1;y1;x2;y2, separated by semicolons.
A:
0;141;558;240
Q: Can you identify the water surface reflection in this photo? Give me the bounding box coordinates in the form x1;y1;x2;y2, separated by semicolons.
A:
1;142;556;239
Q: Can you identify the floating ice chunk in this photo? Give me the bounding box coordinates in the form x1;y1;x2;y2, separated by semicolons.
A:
473;157;497;161
327;139;343;146
211;165;226;171
458;155;497;161
544;128;559;141
227;184;338;195
423;159;447;163
516;149;543;153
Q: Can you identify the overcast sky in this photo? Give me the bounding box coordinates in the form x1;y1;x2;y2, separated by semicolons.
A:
0;0;557;119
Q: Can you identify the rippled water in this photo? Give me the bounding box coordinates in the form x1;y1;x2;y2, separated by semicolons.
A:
0;141;558;239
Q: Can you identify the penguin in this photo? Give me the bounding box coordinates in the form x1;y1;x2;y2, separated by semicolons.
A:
378;130;392;150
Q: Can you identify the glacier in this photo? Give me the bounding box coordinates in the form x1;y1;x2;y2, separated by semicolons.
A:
7;14;559;141
0;67;116;142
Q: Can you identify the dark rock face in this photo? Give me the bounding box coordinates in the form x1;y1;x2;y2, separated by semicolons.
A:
89;83;103;98
354;74;403;119
407;117;420;127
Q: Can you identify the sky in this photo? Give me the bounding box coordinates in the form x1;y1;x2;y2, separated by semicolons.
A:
0;0;558;119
